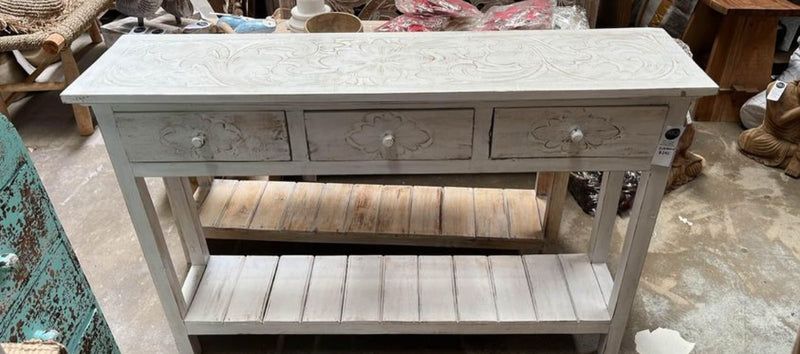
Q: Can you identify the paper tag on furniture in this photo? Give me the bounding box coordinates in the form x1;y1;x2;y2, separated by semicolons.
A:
767;80;787;101
651;126;684;167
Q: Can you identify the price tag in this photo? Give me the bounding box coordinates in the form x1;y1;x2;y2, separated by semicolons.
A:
767;81;787;101
651;126;685;167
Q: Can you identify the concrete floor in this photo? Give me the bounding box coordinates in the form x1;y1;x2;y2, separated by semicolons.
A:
6;40;800;353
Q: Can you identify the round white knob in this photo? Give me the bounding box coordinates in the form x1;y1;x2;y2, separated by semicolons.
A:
382;134;395;148
191;135;205;148
0;253;18;269
569;128;584;143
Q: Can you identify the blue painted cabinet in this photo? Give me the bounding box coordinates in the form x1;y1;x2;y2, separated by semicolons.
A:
0;116;118;353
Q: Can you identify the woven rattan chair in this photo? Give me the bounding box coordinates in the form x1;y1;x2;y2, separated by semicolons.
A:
0;0;112;135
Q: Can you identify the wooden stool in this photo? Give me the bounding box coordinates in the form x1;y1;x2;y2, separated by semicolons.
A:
683;0;800;122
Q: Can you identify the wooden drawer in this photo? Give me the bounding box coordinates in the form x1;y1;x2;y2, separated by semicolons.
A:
0;165;61;317
305;110;474;161
0;116;27;189
116;112;291;162
1;241;96;345
69;308;118;354
491;106;668;159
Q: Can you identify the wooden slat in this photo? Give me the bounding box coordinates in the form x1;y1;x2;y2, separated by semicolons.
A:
345;184;382;233
342;255;382;322
505;189;541;239
264;256;314;322
489;256;536;322
225;256;279;323
281;183;324;232
454;256;496;322
198;179;237;226
441;187;476;237
560;255;609;321
524;255;576;321
184;256;245;323
408;186;441;235
250;182;296;230
302;256;347;323
313;183;353;232
217;180;266;228
474;188;510;238
376;185;412;234
418;256;457;322
592;263;614;306
382;256;419;322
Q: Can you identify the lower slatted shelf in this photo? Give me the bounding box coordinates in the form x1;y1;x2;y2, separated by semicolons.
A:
197;179;545;250
183;254;613;335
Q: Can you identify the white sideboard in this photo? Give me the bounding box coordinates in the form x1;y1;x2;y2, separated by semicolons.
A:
63;29;717;354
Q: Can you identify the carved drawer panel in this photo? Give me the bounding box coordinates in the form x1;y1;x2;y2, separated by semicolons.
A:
116;111;291;162
491;106;668;159
305;110;474;161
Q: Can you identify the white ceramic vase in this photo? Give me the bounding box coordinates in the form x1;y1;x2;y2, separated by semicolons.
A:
288;0;331;33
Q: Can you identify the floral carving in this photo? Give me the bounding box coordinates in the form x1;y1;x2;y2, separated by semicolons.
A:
160;117;247;159
529;114;622;151
346;112;433;158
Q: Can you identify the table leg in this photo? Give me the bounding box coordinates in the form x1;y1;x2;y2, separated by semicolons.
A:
694;14;779;122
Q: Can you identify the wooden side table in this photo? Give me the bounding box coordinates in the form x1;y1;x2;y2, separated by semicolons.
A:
683;0;800;122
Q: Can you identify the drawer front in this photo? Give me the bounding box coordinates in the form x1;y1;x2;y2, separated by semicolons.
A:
70;308;119;354
491;106;668;159
0;115;28;189
1;242;96;345
117;111;291;162
1;165;61;316
305;110;474;161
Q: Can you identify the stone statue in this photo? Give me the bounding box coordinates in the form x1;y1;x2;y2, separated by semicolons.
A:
738;80;800;178
668;122;705;189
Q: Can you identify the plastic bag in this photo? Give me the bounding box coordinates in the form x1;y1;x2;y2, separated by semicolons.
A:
568;171;640;216
473;0;557;31
376;14;450;32
552;5;589;30
396;0;481;17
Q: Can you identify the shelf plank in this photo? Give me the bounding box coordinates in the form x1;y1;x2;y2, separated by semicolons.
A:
281;183;324;232
342;255;383;322
505;189;540;239
382;256;419;322
408;186;442;236
184;256;245;323
250;182;295;230
474;188;510;238
263;256;313;322
345;184;383;233
489;256;536;322
418;256;457;322
524;254;576;321
442;187;476;237
217;180;266;228
313;183;353;233
302;256;347;323
454;256;496;322
560;254;610;321
376;186;412;235
198;179;237;226
225;256;278;323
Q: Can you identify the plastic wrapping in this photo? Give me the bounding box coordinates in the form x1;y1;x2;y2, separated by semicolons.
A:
396;0;481;17
376;14;450;32
568;171;640;216
552;5;589;30
473;0;557;31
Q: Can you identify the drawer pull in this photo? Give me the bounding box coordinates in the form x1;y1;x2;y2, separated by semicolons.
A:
0;253;18;269
33;329;61;341
569;127;584;143
382;133;395;148
191;134;206;148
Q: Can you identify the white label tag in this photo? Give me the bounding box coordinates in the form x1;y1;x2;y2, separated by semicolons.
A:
767;81;787;101
685;111;693;125
652;126;685;167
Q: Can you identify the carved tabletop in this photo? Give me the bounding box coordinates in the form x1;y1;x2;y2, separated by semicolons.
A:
62;28;716;105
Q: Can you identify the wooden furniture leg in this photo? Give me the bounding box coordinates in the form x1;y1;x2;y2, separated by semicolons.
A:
539;171;569;240
682;0;723;67
693;13;779;121
89;19;103;44
588;171;625;263
60;48;95;135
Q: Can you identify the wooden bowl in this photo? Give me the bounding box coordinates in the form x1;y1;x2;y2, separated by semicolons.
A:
305;12;363;33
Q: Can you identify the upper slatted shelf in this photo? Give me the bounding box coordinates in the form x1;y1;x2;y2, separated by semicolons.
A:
198;179;545;250
183;254;613;335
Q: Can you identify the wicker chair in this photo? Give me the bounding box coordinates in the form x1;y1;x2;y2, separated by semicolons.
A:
0;0;113;135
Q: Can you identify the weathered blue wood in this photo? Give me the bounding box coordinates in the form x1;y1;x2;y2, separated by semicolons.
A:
0;115;119;353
